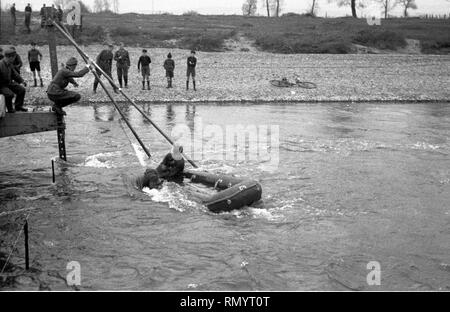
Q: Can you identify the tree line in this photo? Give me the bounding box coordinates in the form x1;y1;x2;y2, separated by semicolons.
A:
50;0;119;14
241;0;425;18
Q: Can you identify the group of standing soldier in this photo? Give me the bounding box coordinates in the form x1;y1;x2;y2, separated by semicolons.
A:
93;43;198;92
1;41;198;115
9;3;63;33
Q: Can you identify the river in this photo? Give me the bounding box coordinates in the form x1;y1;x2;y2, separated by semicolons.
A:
1;102;449;290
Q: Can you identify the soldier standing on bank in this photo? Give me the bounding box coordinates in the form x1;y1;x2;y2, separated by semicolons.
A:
28;42;44;87
138;49;151;90
163;53;175;88
40;4;47;28
25;3;32;33
94;43;118;94
114;43;130;89
186;50;197;91
10;4;17;26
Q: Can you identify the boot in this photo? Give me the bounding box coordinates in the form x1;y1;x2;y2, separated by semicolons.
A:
142;81;145;90
186;81;189;90
118;78;123;89
193;80;196;91
52;104;66;116
40;78;44;87
33;78;37;87
147;81;150;90
124;78;128;89
15;106;28;112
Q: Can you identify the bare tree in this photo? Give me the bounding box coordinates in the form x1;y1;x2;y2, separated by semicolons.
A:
309;0;319;16
242;0;257;16
328;0;368;18
53;0;68;7
93;0;103;12
273;0;284;17
375;0;397;18
263;0;271;17
112;0;119;13
397;0;417;17
103;0;111;12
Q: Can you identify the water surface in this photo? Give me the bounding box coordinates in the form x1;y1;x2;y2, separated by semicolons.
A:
1;102;449;290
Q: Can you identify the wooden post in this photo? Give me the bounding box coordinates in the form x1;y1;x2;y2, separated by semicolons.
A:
52;159;55;183
24;221;29;270
57;115;67;161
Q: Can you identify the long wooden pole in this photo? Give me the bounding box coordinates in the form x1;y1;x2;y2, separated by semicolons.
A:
53;22;198;168
51;24;151;158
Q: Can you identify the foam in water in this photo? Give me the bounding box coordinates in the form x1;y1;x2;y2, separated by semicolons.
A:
84;152;123;168
131;143;149;167
142;183;202;212
412;142;440;150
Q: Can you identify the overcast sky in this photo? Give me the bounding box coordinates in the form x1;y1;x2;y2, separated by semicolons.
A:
5;0;450;17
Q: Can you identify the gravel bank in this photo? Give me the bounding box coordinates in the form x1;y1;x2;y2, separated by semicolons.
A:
12;45;450;104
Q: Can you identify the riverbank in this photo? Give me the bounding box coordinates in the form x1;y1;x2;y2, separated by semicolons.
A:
16;46;450;104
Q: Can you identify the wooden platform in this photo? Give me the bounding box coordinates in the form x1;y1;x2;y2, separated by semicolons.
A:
0;112;64;138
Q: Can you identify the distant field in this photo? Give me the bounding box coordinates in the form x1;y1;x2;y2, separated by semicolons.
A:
1;12;449;54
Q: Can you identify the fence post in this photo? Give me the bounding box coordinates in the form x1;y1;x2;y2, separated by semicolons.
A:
24;221;29;270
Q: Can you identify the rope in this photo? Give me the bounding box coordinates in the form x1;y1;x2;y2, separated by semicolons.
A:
0;213;31;275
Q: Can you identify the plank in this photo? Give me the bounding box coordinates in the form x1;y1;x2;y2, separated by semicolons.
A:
0;112;63;138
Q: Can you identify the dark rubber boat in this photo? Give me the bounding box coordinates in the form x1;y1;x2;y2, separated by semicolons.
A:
183;169;262;213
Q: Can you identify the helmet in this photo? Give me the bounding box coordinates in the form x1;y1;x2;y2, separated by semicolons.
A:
66;57;78;66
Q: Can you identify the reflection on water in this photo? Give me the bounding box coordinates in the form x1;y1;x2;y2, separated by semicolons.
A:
0;102;449;291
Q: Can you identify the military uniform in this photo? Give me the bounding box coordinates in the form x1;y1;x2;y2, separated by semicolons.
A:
186;55;197;90
11;52;23;74
94;49;116;92
10;5;16;26
25;5;32;33
0;57;26;113
114;48;130;88
138;54;151;90
163;54;175;88
47;59;89;114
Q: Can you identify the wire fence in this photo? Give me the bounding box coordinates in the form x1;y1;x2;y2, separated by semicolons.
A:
0;212;31;276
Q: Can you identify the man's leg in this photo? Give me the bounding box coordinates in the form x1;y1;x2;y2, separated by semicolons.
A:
93;72;102;93
0;87;15;113
9;83;26;111
32;69;37;87
192;69;196;91
37;71;43;87
123;67;129;88
49;91;81;115
186;71;189;90
104;69;118;93
117;66;123;88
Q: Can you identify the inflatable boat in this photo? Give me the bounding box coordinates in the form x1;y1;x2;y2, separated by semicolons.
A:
183;169;262;213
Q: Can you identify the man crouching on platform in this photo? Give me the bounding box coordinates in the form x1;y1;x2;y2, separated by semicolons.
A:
47;57;91;115
0;48;28;113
